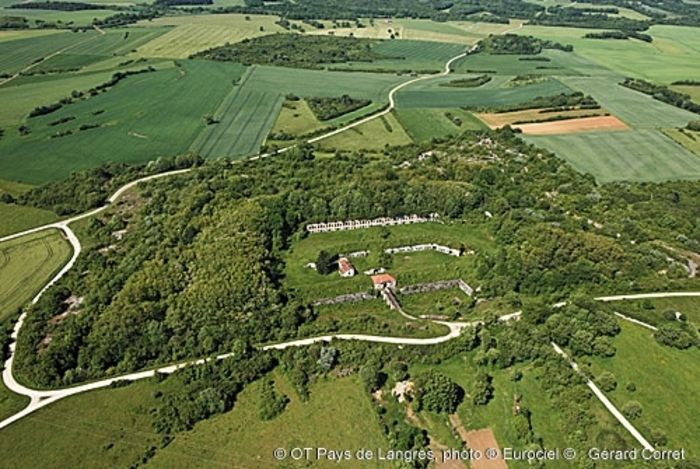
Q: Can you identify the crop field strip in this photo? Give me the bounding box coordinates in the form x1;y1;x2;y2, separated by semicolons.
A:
0;30;100;76
192;82;284;158
135;13;291;59
396;107;487;141
0;229;72;321
526;129;700;183
396;77;573;108
0;61;241;183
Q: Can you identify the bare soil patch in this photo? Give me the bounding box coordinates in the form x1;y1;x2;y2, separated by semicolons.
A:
514;115;629;135
476;108;607;129
449;415;506;469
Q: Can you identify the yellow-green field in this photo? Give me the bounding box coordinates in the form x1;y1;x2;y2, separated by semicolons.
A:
663;128;700;157
0;229;72;320
148;374;388;468
136;14;294;58
268;99;327;139
315;113;412;152
589;322;700;458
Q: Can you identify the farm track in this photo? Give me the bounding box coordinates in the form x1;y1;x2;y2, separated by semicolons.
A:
0;49;694;444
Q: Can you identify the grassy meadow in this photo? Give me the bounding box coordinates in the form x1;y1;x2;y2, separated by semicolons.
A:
411;353;636;468
284;222;493;301
315;113;412;152
147;374;389;468
587;321;700;459
301;299;451;338
0;229;72;321
0;379;166;468
613;297;700;326
395;107;486;141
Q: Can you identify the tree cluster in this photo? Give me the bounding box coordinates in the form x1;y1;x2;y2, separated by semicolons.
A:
306;95;372;121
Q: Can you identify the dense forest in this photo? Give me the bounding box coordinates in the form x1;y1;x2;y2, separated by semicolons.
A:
193;34;390;69
306;95;372;120
476;34;573;54
8;1;111;11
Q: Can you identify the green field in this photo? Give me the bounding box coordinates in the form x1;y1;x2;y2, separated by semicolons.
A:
0;8;114;27
300;299;450;338
316;113;412;152
0;378;28;424
0;30;99;75
136;13;292;58
395;107;486;141
147;374;388;468
525;129;700;183
0;229;72;321
588;321;700;458
190;69;283;158
516;25;700;83
396;75;572;108
0;379;166;468
560;76;698;128
267;98;326;138
664;128;700;157
0;60;241;183
0;204;58;237
284;222;492;301
613;297;700;327
453;49;590;76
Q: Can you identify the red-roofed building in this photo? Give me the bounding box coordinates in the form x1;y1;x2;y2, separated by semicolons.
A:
371;274;396;291
338;257;355;277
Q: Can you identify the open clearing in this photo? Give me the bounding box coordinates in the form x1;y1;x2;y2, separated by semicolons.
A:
0;229;72;321
588;321;700;458
613;297;700;326
0;379;166;468
302;299;450;338
136;13;292;58
462;427;507;469
396;108;486;141
526;129;700;183
284;222;492;302
315;112;412;152
267;98;326;139
148;375;388;468
514;115;628;135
